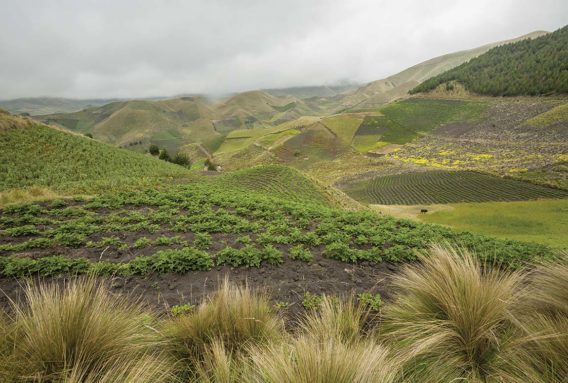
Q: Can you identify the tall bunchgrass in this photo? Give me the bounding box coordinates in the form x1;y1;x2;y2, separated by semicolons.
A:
0;313;18;382
513;261;568;382
247;336;399;383
381;244;526;382
3;278;173;382
163;278;284;377
0;248;566;382
299;295;370;344
194;339;244;383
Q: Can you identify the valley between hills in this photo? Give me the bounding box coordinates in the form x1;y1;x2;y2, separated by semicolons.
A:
0;22;567;383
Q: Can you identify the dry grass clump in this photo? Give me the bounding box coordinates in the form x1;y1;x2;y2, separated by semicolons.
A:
0;246;566;382
2;278;173;382
299;295;370;344
513;261;568;382
0;187;61;207
163;278;284;377
247;336;399;383
381;244;526;382
193;339;244;383
0;313;18;382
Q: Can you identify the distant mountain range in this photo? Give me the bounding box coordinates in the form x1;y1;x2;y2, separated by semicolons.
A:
1;28;556;161
0;31;547;117
0;97;119;116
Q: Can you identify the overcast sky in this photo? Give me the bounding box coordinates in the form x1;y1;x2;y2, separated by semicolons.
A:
0;0;566;99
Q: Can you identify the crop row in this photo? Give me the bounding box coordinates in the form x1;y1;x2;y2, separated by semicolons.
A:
0;181;557;276
343;170;568;205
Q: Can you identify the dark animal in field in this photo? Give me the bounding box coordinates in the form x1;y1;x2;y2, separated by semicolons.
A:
420;209;428;214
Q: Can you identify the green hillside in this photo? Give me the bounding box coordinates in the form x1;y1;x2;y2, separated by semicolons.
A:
38;97;221;154
0;114;189;194
412;26;568;96
340;31;547;110
37;92;320;155
0;97;117;116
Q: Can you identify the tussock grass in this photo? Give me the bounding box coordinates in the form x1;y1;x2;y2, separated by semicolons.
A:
194;339;243;383
381;244;526;382
0;250;566;382
523;260;568;317
248;336;399;383
163;278;283;376
2;278;173;382
299;295;370;344
0;313;18;382
513;261;568;382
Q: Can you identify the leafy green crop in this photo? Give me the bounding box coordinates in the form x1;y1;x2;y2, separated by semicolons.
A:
342;171;568;205
0;177;559;279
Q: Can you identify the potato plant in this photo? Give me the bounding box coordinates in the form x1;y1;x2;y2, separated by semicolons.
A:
0;180;558;278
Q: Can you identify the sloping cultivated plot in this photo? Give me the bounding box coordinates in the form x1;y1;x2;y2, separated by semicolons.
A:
371;98;488;145
214;165;332;206
389;99;568;189
0;179;557;280
341;170;568;205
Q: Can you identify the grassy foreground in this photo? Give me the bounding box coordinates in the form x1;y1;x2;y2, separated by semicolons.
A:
0;246;566;382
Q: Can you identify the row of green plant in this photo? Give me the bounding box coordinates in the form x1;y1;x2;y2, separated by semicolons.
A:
0;180;558;269
0;246;566;382
342;170;568;205
0;244;286;277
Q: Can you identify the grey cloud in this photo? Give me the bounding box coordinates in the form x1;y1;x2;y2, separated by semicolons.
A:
0;0;566;99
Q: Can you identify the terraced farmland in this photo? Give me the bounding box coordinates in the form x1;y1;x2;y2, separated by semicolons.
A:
341;170;568;205
216;165;332;206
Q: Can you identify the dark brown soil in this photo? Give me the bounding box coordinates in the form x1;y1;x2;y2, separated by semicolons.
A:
0;256;399;320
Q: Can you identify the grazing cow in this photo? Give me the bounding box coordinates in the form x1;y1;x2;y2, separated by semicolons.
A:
420;209;428;214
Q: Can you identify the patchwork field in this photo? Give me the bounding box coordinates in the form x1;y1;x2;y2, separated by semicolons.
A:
390;99;568;188
372;98;488;144
340;170;568;205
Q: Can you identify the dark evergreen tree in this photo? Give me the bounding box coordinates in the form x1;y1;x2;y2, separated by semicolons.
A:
158;149;171;162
